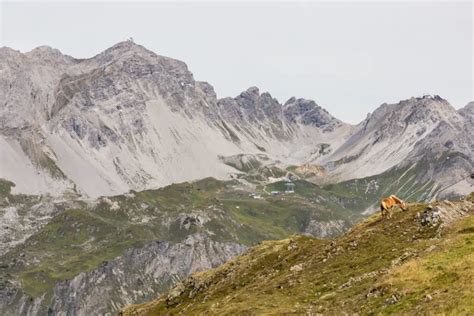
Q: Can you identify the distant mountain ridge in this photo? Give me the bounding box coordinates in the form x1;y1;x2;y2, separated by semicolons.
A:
0;40;472;198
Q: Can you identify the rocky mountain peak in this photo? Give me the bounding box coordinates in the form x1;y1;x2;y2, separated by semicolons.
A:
26;45;62;56
459;101;474;121
362;95;459;134
88;40;191;78
233;87;281;115
0;46;22;59
241;86;260;97
283;97;342;130
0;45;73;67
461;101;474;110
101;40;152;59
283;96;297;106
107;39;140;51
25;46;76;65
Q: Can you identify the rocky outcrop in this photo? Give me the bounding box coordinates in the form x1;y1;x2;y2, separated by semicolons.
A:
284;97;343;131
294;163;326;178
419;199;474;227
50;233;245;315
0;179;83;256
217;87;293;141
0;233;246;316
304;219;347;238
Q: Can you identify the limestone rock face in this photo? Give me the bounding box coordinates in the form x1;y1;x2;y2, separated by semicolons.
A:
0;232;246;316
323;96;473;197
50;233;246;315
0;41;352;198
284;97;344;131
0;42;472;198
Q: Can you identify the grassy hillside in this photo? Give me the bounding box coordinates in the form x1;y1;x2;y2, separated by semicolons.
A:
0;177;361;308
1;167;459;313
121;194;474;315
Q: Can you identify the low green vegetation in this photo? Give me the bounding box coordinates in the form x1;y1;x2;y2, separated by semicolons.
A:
19;138;66;179
1;162;457;312
377;215;474;313
121;195;474;315
0;177;360;304
0;179;15;201
1;208;142;299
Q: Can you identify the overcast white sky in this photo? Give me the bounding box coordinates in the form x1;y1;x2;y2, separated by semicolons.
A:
0;1;472;123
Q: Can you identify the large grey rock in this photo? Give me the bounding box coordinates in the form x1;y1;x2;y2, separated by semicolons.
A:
0;233;246;316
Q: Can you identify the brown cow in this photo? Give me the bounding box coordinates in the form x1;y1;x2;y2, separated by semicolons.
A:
380;195;407;219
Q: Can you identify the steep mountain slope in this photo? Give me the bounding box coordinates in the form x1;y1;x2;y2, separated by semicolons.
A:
49;234;245;315
0;179;86;256
121;194;474;315
336;96;474;199
217;88;352;164
321;96;465;176
4;152;463;316
0;41;352;198
0;176;366;315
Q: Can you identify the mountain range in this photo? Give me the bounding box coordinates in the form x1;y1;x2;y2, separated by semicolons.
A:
1;40;472;199
0;41;473;315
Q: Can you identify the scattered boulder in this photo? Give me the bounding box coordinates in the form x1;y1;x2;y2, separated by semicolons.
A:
287;240;298;251
166;282;186;307
385;293;400;305
340;270;380;289
290;264;303;272
391;250;416;267
420;200;473;227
